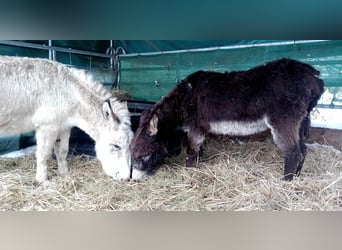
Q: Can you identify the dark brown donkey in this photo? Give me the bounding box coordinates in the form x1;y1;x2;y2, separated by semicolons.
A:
130;58;324;181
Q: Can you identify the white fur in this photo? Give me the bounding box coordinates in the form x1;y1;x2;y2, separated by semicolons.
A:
0;56;133;182
264;116;299;151
95;128;133;180
131;168;149;181
209;118;268;136
193;134;205;145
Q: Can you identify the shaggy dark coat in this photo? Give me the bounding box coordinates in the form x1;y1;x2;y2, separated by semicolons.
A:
130;58;324;180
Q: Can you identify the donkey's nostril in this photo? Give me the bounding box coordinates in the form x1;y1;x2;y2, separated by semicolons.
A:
129;165;133;179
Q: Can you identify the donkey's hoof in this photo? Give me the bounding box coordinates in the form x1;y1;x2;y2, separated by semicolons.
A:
185;156;196;167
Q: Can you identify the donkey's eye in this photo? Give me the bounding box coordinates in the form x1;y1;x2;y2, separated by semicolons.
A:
110;144;121;151
142;155;151;162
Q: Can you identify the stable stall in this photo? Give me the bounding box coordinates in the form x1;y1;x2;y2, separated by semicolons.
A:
0;40;341;211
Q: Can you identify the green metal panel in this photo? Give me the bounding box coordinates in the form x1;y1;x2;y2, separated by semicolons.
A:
114;40;284;54
0;135;20;154
119;40;342;105
0;132;36;155
0;44;48;58
0;40;111;69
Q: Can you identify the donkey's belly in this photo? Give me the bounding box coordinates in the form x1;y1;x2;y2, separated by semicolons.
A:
0;115;35;134
209;118;268;136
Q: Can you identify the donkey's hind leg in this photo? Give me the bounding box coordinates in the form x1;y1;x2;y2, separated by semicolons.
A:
267;119;304;181
35;127;59;183
54;129;71;176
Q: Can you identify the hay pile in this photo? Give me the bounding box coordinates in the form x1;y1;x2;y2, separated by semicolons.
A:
0;137;341;211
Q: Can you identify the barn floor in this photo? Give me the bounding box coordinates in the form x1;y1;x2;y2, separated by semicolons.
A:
0;137;341;211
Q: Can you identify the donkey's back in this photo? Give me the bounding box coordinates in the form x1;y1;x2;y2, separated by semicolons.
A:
0;56;74;134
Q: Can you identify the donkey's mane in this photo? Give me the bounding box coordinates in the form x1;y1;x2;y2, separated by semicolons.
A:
69;67;112;101
1;55;114;102
67;64;130;125
148;81;189;130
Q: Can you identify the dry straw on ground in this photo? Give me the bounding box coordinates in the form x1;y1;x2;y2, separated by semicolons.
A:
0;137;341;211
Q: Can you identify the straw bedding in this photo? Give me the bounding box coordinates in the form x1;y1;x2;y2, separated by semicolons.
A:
0;137;341;211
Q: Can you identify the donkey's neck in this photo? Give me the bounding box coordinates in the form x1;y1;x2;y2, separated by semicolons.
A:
68;78;111;141
68;103;103;142
154;84;186;132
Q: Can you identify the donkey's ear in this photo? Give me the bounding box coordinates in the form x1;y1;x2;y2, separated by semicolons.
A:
102;101;111;120
102;101;120;124
148;114;158;136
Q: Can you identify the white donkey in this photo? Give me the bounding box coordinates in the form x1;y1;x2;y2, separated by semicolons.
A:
0;56;133;183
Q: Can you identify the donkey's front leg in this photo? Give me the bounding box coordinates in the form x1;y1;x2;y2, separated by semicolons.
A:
185;129;206;167
35;127;58;183
54;129;71;176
